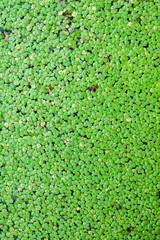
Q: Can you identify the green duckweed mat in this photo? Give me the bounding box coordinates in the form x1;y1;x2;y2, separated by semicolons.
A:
0;0;159;239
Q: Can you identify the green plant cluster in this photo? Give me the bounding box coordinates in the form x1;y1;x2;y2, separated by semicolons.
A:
0;0;159;239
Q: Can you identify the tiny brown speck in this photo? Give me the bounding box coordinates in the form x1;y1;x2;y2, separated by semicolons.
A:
87;85;98;92
127;226;135;232
47;86;53;91
116;205;122;210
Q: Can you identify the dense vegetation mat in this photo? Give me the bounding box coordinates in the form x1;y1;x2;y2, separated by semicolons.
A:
0;0;159;239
